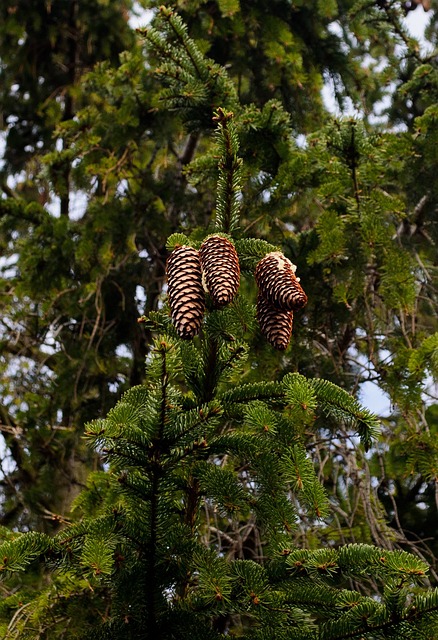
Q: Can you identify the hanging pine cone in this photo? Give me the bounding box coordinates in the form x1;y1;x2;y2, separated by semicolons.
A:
166;245;205;339
199;235;240;307
255;251;307;311
257;293;293;351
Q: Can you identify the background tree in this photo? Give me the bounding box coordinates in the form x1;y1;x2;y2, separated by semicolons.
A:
0;0;141;529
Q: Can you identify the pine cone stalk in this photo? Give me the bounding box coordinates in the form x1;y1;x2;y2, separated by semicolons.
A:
166;245;205;339
200;235;240;307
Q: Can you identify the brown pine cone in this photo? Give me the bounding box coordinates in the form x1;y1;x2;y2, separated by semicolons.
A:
166;245;205;339
200;235;240;307
257;293;293;351
255;251;307;311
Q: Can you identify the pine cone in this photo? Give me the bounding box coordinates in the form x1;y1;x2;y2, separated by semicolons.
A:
199;235;240;307
257;293;293;351
255;252;307;311
166;245;205;339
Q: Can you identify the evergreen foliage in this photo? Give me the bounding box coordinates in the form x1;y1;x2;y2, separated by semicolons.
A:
213;109;242;234
0;322;437;637
0;1;437;638
1;11;438;632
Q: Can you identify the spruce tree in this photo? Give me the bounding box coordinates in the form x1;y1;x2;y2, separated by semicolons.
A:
0;116;436;640
1;0;435;544
1;12;438;637
0;0;141;531
0;3;437;637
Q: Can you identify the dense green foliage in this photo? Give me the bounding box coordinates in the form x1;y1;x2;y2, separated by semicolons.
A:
0;1;437;637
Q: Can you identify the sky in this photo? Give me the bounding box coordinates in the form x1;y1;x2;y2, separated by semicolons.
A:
404;4;433;41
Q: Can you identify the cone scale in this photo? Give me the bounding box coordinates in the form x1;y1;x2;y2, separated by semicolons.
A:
166;245;205;339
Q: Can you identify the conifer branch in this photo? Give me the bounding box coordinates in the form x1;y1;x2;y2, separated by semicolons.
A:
0;532;52;574
233;237;281;273
146;341;169;638
309;377;380;451
160;8;207;83
220;382;285;405
213;108;242;235
347;121;361;213
375;0;424;62
199;337;221;403
141;8;236;122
